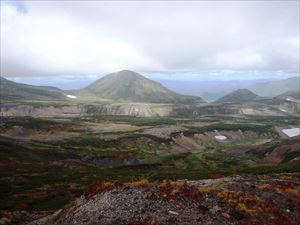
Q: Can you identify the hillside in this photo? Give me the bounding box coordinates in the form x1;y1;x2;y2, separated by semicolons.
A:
0;76;68;101
214;89;260;103
19;173;300;225
155;79;267;102
248;77;299;97
72;70;204;104
276;89;300;100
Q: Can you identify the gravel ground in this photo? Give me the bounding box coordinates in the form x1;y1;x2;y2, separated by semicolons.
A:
15;172;300;225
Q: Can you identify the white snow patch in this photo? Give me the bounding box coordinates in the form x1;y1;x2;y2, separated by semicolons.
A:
215;135;227;141
286;97;297;102
66;94;77;99
281;128;300;137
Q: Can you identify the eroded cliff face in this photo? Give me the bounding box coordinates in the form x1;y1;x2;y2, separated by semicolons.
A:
0;104;85;117
96;103;173;117
0;103;173;118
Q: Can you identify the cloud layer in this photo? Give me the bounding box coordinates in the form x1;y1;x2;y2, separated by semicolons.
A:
1;1;299;77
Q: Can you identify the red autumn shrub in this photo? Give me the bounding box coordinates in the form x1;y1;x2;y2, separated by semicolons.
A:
84;181;123;198
208;173;224;179
16;202;27;209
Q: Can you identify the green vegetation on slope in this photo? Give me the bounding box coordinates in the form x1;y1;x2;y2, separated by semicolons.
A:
72;70;204;104
0;76;67;100
1;113;300;212
215;89;260;103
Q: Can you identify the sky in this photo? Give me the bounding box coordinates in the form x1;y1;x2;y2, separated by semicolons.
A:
1;0;299;85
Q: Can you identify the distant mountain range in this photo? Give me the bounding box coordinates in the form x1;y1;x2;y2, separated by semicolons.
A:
1;71;298;104
155;77;299;101
0;76;67;100
213;87;300;104
248;77;299;97
1;71;204;104
214;89;261;103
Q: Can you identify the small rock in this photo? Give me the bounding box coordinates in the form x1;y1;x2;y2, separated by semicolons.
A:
168;210;179;215
222;212;230;219
0;218;11;225
209;205;221;214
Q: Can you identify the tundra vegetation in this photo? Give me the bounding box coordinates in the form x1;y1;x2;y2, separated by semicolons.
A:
0;72;299;224
0;113;299;213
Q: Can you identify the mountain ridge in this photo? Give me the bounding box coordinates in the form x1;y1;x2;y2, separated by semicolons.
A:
276;89;300;100
0;76;68;100
214;88;260;103
73;70;205;104
248;77;299;97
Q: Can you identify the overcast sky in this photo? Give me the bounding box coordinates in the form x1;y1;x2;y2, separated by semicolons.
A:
1;0;299;80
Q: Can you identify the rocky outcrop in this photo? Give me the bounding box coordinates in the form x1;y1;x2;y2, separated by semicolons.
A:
0;103;173;118
96;103;173;117
27;173;300;225
0;104;85;117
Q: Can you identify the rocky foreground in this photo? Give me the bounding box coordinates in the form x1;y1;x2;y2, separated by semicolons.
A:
1;173;300;225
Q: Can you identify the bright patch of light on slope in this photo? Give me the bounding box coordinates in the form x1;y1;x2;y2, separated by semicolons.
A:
282;128;300;137
215;135;227;140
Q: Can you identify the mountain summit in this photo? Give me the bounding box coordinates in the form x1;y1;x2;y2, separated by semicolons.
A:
215;89;260;103
77;70;204;104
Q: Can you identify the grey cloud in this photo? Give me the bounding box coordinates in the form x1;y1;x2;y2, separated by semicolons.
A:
0;0;299;77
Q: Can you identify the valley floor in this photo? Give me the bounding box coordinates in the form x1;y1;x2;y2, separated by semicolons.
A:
0;113;299;224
